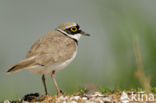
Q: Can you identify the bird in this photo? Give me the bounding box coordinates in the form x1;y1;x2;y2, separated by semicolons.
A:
7;22;90;95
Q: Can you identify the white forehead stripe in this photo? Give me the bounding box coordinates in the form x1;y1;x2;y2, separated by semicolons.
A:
65;23;77;29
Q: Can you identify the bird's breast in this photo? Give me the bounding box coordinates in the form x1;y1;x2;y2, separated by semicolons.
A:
43;46;77;74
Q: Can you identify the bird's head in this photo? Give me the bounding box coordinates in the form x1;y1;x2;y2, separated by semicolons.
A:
56;22;90;41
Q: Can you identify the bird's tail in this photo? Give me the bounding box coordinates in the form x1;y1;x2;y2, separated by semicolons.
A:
7;56;35;73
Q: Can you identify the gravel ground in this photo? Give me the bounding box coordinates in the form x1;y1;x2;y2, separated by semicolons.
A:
3;91;156;103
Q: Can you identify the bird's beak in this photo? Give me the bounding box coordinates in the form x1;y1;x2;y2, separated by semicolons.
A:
80;31;90;36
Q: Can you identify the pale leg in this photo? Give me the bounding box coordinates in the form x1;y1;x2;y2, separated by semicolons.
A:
51;71;61;95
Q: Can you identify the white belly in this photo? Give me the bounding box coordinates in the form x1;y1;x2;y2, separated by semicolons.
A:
28;50;77;75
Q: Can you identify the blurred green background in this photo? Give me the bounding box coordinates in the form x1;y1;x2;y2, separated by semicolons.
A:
0;0;156;101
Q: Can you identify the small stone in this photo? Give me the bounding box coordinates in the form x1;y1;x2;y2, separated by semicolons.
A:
82;97;87;100
62;101;66;103
73;96;80;100
3;100;10;103
71;101;77;103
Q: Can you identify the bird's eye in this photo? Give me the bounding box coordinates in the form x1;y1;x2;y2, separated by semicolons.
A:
70;26;78;32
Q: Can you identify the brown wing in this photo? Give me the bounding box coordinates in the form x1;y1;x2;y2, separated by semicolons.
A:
26;30;77;66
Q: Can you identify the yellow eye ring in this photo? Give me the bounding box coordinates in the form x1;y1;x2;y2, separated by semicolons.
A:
70;26;78;32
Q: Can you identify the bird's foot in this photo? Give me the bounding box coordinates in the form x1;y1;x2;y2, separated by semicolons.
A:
57;89;64;95
60;89;64;94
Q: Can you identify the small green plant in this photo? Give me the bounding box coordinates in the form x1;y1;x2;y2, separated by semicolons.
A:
137;88;144;92
130;88;137;93
79;88;87;95
99;88;116;94
151;87;156;93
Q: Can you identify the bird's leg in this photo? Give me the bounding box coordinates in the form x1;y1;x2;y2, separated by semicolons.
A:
42;75;48;95
51;71;62;95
